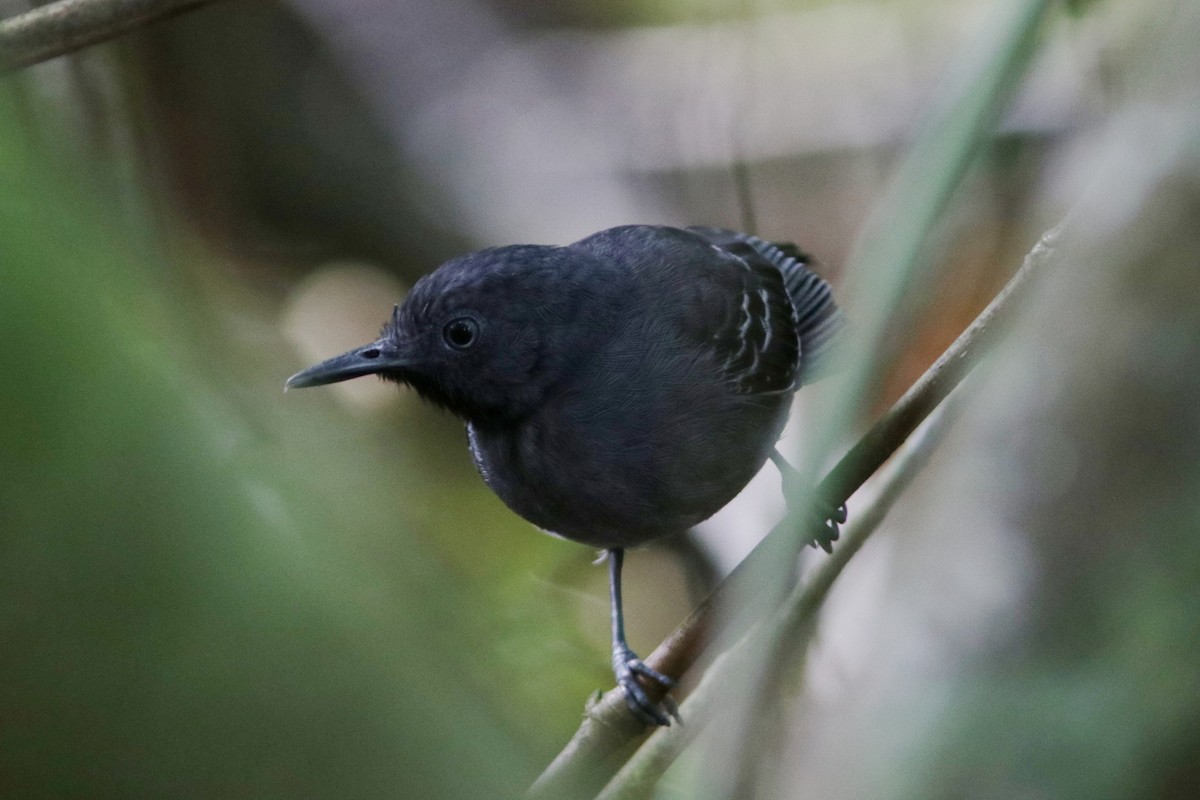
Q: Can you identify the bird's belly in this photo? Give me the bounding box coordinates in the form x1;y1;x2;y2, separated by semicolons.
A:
466;397;788;549
468;422;638;547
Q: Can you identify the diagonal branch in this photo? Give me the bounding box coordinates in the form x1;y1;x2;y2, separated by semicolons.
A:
527;221;1064;800
0;0;225;72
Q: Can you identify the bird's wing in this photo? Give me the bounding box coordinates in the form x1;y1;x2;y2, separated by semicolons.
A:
687;227;843;390
688;232;801;395
570;224;842;396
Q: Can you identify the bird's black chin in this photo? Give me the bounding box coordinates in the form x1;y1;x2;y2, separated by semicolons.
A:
398;371;530;426
285;338;413;389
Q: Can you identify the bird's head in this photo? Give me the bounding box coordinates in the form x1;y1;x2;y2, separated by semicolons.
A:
285;244;625;422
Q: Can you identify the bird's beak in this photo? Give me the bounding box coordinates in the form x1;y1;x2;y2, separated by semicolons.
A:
285;338;410;389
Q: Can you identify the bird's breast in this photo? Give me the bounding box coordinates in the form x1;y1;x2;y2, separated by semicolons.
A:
465;377;790;550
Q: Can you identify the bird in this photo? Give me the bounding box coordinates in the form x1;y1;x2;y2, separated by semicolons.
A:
285;224;844;726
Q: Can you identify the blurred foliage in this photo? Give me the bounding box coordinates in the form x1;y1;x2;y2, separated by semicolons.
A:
877;63;1200;797
2;0;1199;797
124;1;469;269
0;83;561;795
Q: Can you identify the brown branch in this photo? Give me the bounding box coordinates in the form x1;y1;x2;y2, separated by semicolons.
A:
0;0;225;72
527;221;1063;799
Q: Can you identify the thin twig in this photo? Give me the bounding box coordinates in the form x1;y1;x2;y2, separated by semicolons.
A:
527;221;1063;800
0;0;224;72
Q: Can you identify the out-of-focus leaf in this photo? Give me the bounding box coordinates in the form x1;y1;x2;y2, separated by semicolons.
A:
0;85;536;799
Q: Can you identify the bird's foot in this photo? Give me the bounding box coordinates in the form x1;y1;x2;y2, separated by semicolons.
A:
612;645;680;727
806;500;847;553
771;450;846;553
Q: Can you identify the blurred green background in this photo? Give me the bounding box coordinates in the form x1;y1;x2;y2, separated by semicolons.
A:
2;0;1199;797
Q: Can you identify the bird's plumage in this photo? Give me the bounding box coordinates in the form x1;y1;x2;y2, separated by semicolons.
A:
285;224;843;725
291;225;841;546
325;224;842;548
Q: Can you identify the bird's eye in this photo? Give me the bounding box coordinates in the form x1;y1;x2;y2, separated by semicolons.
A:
443;317;479;350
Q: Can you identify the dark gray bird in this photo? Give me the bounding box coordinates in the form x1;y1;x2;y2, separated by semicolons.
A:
286;225;844;725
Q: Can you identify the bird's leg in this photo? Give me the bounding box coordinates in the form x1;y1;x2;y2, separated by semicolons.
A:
769;448;847;553
607;548;679;727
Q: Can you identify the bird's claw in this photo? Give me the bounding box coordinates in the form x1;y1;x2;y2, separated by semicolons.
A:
808;500;846;553
613;646;680;727
771;449;846;553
